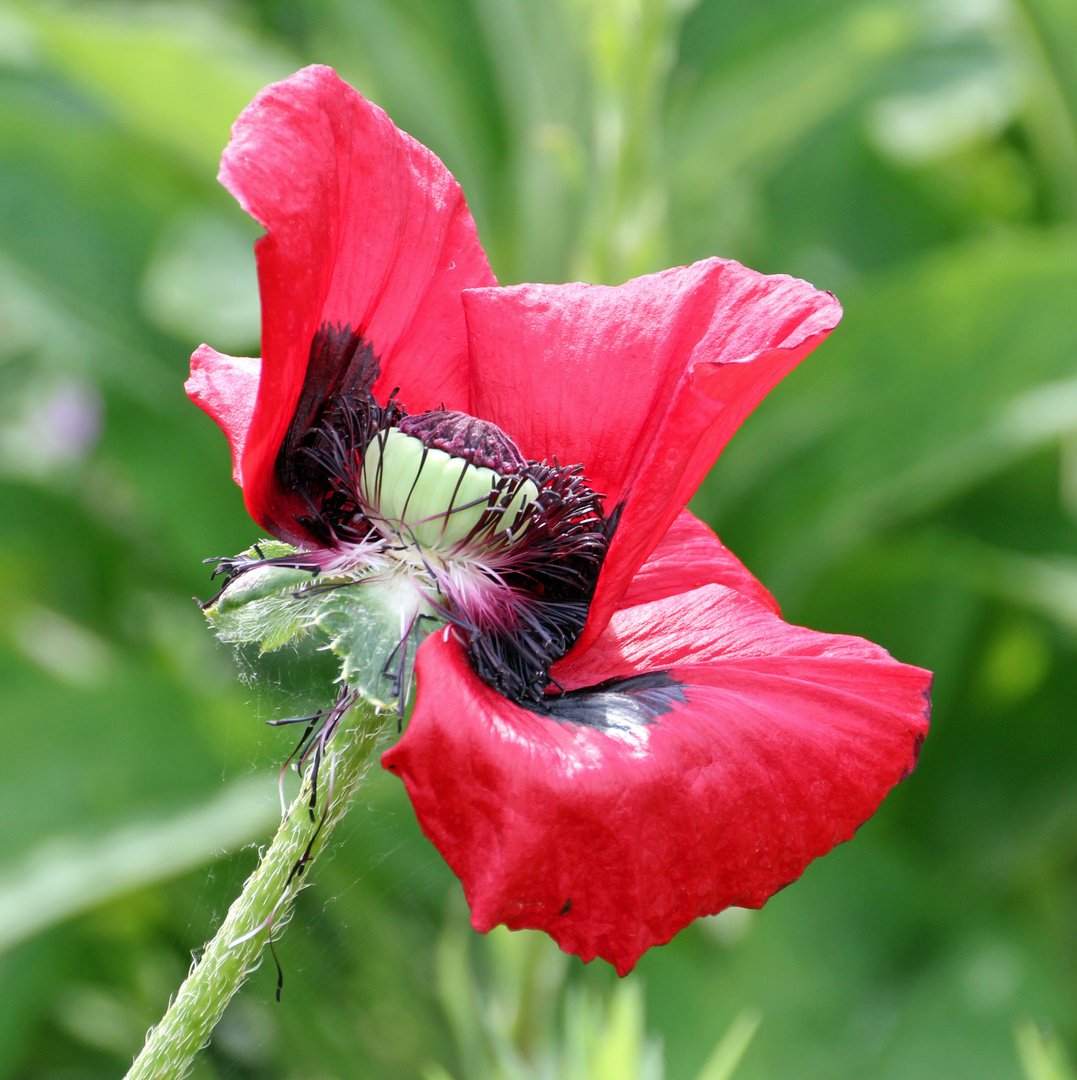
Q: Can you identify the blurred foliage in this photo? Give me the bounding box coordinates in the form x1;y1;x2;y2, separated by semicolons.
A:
1;0;1076;1077
1017;1018;1077;1080
425;908;759;1080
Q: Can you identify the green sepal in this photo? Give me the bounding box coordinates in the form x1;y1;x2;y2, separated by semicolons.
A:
216;565;319;614
210;589;330;654
204;541;327;653
203;539;443;710
316;583;438;709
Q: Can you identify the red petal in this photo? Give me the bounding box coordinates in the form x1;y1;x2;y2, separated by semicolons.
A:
617;509;779;615
186;345;260;485
219;65;495;539
383;585;929;976
462;260;840;651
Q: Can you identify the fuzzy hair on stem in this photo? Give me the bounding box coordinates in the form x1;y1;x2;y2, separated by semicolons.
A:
124;697;390;1080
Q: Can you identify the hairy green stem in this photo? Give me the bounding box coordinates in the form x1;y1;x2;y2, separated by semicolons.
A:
125;700;388;1080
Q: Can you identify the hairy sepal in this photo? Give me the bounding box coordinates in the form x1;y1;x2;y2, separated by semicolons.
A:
204;541;443;709
316;576;437;709
206;541;326;652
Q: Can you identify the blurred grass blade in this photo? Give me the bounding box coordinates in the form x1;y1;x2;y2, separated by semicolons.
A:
433;893;487;1077
672;2;919;197
568;0;696;283
694;1008;761;1080
483;923;567;1061
590;980;647;1080
24;2;292;170
471;0;590;281
969;547;1077;634
709;228;1077;596
1018;0;1077;121
1012;0;1077;218
0;773;279;954
1016;1018;1077;1080
875;528;1077;639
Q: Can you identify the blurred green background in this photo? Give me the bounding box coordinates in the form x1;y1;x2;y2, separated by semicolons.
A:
2;0;1077;1077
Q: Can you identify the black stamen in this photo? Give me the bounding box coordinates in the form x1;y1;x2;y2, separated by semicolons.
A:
271;937;285;1003
273;323;616;708
441;461;611;704
266;709;328;727
277;323;380;495
199;551;323;609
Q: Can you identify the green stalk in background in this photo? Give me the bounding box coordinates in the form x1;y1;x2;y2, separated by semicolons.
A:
426;898;761;1080
570;0;698;284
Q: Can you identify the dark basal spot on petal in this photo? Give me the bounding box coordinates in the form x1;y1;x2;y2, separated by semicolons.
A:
277;322;380;492
604;498;626;543
525;671;687;732
281;323;410;545
560;898;572;914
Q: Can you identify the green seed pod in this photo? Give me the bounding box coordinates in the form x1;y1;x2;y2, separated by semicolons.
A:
360;429;539;551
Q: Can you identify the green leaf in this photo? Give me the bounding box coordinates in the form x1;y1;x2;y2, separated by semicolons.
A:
0;774;279;955
24;1;293;171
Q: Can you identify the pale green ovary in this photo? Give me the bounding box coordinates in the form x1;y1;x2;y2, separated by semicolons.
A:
360;429;538;551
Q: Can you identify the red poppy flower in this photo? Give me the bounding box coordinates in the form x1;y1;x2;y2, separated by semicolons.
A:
188;65;931;976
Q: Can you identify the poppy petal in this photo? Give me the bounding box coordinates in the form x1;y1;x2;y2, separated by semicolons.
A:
462;260;840;650
617;509;779;615
218;65;495;539
186;345;260;485
383;584;930;976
